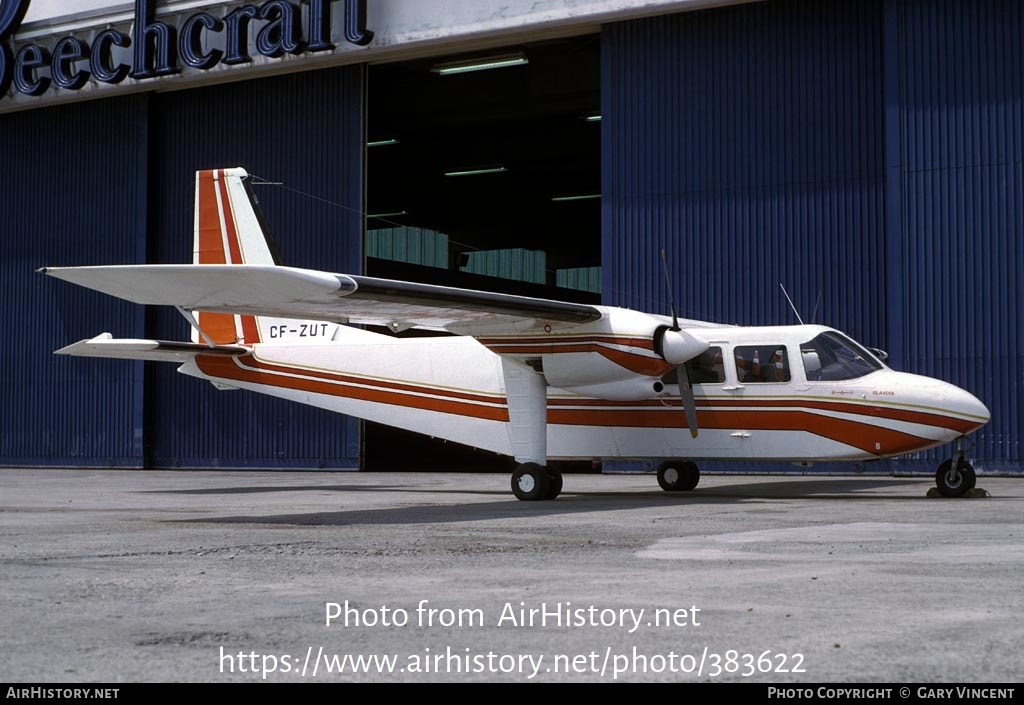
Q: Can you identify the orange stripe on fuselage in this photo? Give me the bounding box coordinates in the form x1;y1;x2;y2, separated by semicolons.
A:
196;355;510;422
193;354;964;456
246;355;506;406
479;335;657;350
548;396;978;435
546;408;929;455
482;341;672;377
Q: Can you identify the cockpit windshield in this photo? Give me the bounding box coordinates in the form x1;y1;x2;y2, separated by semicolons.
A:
800;332;884;382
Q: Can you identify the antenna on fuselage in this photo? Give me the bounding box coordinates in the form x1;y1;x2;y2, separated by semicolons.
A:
779;283;805;325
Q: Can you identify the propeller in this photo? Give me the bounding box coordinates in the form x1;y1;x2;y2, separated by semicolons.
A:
659;249;701;438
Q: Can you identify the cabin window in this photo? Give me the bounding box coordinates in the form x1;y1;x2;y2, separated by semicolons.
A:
661;347;725;385
800;332;883;381
688;346;726;384
733;346;791;383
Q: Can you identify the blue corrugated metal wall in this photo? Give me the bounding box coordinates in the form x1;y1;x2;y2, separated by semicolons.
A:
147;67;364;469
603;0;886;340
603;0;1022;472
0;96;149;466
887;0;1023;471
0;67;362;469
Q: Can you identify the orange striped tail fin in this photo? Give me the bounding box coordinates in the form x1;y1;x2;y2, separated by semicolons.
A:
193;168;278;345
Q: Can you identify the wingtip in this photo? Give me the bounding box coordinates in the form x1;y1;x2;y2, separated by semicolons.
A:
55;333;113;355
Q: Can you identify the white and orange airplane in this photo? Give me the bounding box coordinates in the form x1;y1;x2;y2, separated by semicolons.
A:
42;168;990;500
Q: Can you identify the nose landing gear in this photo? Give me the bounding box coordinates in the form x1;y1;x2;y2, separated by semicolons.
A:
934;438;978;498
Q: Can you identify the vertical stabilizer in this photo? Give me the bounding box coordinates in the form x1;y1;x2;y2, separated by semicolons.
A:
192;168;276;345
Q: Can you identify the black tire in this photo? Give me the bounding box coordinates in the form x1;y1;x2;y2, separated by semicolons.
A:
657;461;700;492
511;463;550;501
935;458;976;498
545;468;563;500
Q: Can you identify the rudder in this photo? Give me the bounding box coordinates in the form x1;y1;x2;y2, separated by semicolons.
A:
193;168;277;345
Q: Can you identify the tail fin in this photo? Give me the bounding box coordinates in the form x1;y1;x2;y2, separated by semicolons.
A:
193;168;278;345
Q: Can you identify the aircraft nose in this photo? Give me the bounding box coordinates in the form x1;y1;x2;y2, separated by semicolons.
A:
953;386;990;430
931;379;990;434
900;373;990;437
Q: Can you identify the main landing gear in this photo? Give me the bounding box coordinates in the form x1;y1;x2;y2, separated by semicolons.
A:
511;463;563;501
934;438;977;498
656;460;701;492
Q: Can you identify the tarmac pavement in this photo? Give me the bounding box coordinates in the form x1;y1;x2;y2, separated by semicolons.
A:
1;469;1021;683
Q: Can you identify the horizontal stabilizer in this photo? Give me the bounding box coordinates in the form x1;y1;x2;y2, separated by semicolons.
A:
56;333;249;362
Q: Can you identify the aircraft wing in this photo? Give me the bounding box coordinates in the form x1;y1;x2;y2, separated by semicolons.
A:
40;264;603;334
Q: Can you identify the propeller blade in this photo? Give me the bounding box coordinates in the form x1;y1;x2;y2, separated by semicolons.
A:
677;363;699;438
660;250;696;436
659;249;679;330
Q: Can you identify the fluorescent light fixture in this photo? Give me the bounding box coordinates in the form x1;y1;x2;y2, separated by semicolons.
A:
551;194;601;202
367;210;408;219
585;114;602;122
444;166;508;177
432;53;528;76
367;138;399;147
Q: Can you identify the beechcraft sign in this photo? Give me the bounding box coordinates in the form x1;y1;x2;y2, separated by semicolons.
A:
0;0;371;101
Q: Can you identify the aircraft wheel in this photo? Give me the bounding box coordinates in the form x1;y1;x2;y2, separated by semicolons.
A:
962;463;978;489
935;458;976;498
512;463;550;501
545;467;563;500
657;461;700;492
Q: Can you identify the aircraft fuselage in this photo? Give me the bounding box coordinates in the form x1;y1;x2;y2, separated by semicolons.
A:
180;319;989;464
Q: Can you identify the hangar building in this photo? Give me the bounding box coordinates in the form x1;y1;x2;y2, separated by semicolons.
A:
1;0;1019;474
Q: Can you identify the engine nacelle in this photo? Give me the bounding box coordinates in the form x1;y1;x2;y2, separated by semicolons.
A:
533;311;709;400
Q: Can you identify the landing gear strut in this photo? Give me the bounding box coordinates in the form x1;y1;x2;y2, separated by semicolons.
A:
511;463;562;501
935;439;977;498
657;460;701;492
502;359;561;501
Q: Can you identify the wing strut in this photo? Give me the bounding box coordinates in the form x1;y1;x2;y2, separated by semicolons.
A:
176;306;218;348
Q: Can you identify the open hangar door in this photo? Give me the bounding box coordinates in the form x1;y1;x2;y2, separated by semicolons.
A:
363;36;601;471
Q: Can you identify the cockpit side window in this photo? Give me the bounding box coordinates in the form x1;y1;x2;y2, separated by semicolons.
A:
733;346;790;383
687;346;725;384
661;346;726;385
800;332;883;381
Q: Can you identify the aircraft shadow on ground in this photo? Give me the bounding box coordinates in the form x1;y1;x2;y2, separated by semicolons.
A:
181;478;931;527
142;484;405;495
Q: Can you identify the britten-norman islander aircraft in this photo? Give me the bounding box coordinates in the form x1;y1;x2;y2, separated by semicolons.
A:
42;169;990;500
